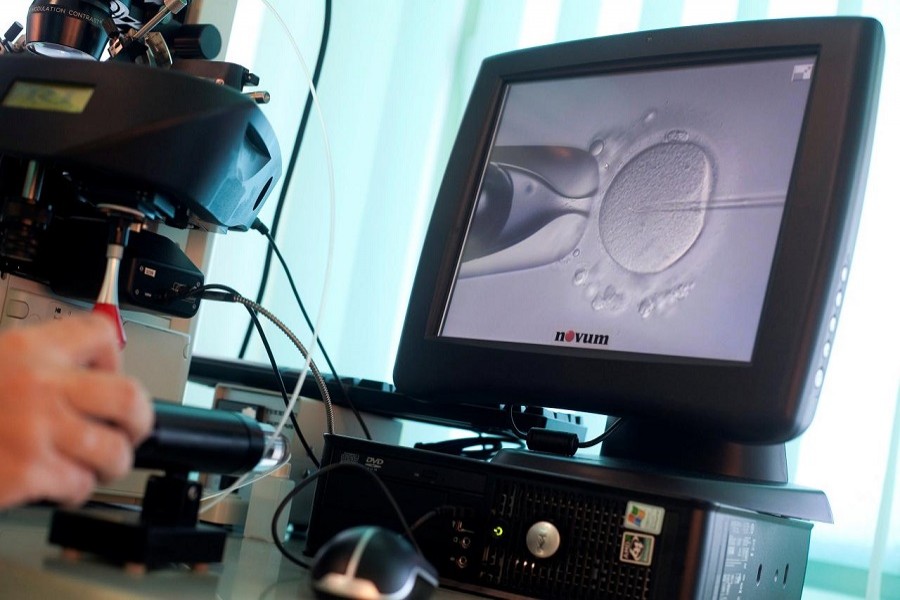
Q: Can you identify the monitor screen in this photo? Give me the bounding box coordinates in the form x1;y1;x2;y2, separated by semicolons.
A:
441;56;816;364
394;17;883;451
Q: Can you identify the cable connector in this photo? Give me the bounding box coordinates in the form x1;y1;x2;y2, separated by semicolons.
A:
251;218;270;236
200;290;238;302
525;428;580;457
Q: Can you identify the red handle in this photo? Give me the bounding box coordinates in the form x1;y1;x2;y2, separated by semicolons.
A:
93;302;126;350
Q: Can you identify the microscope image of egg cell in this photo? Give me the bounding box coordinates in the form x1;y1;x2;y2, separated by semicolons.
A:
598;141;713;274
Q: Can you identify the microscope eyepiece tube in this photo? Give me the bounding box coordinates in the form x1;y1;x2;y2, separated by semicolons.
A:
135;401;273;475
26;0;113;60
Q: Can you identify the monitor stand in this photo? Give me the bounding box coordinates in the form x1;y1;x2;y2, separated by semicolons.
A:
598;418;791;483
491;418;832;524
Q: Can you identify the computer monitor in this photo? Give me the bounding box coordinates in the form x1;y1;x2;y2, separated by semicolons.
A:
393;17;883;483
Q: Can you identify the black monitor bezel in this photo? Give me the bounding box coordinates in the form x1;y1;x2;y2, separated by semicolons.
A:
394;17;883;444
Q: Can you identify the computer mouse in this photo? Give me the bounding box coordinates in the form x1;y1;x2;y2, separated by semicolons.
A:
309;525;439;600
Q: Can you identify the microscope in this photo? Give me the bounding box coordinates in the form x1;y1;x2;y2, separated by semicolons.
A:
0;0;285;566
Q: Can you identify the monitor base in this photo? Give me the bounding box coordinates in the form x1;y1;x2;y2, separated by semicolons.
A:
597;418;790;484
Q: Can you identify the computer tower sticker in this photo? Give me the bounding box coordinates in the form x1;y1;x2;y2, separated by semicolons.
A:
624;500;665;535
620;532;655;566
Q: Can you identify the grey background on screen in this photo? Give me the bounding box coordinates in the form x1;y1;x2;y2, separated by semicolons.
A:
441;56;815;362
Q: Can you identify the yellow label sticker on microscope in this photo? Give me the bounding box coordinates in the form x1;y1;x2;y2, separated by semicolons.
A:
3;80;95;114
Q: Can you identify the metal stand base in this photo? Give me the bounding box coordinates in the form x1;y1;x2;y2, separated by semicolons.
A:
48;473;227;569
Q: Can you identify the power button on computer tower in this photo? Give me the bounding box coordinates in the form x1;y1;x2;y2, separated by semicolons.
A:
525;521;561;558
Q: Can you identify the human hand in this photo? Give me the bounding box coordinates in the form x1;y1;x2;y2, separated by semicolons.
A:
0;314;152;509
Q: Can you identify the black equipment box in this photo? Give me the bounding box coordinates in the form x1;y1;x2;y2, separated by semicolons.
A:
305;435;819;600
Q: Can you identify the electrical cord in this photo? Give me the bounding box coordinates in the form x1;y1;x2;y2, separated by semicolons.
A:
235;295;336;435
271;462;420;568
243;300;321;468
408;505;457;533
201;445;293;504
176;282;331;465
239;0;332;359
185;282;332;513
252;218;371;441
414;434;524;459
252;0;338;462
578;417;625;448
197;284;336;436
507;404;626;450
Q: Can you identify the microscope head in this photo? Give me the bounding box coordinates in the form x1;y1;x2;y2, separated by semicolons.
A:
0;0;282;317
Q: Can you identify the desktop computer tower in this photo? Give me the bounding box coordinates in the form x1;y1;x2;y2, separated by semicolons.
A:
305;435;812;600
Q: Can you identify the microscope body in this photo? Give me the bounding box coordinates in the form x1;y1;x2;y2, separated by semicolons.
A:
0;2;284;565
0;0;281;406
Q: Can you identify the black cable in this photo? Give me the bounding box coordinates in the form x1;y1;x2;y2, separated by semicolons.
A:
271;462;419;569
253;221;372;441
506;404;531;441
414;434;523;459
579;417;626;448
243;299;321;468
506;404;626;449
409;505;456;533
195;283;321;467
196;283;335;425
239;0;333;359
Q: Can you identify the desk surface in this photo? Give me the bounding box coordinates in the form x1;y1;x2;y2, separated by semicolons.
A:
0;507;474;600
